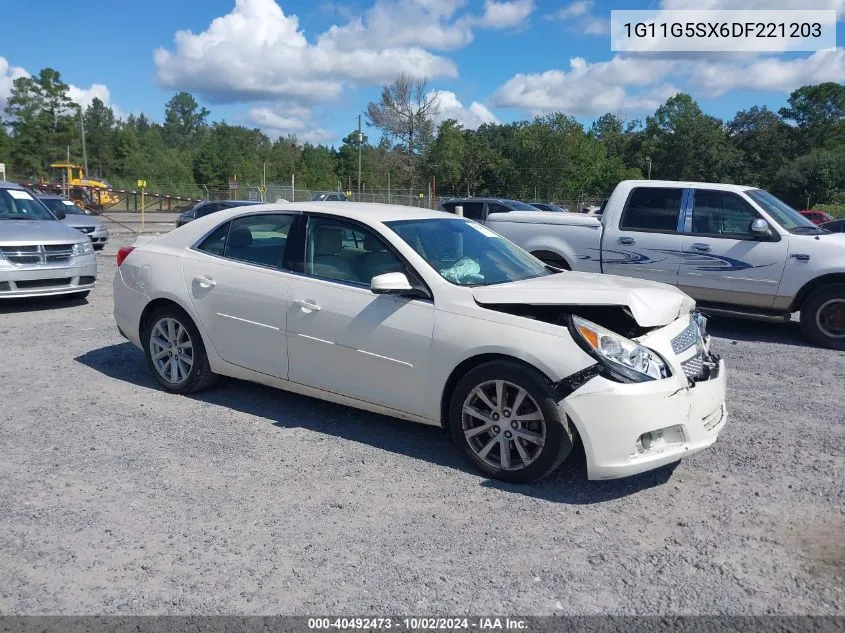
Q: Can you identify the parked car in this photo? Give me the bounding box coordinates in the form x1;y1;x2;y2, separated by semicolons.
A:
799;209;834;225
528;202;569;213
311;192;348;201
176;200;264;227
36;194;109;250
0;181;97;299
113;202;726;483
439;197;540;219
455;180;845;349
820;218;845;233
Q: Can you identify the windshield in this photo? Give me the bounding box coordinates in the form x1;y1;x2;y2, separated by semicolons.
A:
40;198;85;215
385;218;552;286
0;189;57;221
746;189;820;232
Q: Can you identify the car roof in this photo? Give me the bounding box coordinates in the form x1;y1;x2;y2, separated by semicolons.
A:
620;179;756;191
203;201;457;225
0;181;25;190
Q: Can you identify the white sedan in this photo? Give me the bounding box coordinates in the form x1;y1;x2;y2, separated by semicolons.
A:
113;202;727;482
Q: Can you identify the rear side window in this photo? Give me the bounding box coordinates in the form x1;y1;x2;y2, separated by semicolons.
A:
691;190;760;237
620;187;683;232
196;202;225;218
462;202;485;220
223;214;294;269
488;203;511;214
442;202;457;213
197;222;231;256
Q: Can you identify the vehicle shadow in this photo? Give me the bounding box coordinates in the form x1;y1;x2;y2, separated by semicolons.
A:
75;342;677;505
706;315;812;349
0;295;89;314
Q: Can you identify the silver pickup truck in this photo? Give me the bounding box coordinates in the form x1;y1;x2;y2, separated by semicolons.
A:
441;181;845;349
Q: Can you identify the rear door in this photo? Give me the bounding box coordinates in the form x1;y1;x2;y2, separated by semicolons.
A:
678;188;788;308
182;213;296;378
601;186;685;286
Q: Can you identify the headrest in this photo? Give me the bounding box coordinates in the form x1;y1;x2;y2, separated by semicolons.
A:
228;225;253;248
314;227;343;256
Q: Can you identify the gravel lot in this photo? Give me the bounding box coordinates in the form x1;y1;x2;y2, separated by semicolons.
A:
0;215;843;615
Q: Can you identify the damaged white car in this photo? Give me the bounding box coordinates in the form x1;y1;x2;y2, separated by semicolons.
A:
113;203;727;482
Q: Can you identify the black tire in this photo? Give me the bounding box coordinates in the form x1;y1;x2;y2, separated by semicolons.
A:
61;290;90;300
142;304;218;394
800;284;845;350
448;360;574;483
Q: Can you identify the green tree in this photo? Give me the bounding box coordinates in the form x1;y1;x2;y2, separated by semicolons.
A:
779;82;845;151
727;106;792;187
300;144;337;190
83;97;117;176
163;92;210;149
4;68;78;175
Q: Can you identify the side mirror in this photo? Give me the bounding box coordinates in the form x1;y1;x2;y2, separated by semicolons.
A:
53;209;66;220
750;218;769;236
371;272;413;295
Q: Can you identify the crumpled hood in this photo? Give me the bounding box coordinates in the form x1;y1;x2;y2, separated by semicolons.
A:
0;219;89;245
472;272;695;327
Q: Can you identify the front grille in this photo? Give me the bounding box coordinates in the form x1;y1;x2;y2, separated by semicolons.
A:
671;319;699;354
1;244;76;265
681;354;705;379
15;278;72;289
77;226;95;234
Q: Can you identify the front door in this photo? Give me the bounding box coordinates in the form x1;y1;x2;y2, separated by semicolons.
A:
601;186;685;286
678;189;788;309
182;213;296;378
286;215;435;416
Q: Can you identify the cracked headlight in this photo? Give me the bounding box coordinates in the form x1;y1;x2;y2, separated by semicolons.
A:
72;241;94;256
570;315;669;382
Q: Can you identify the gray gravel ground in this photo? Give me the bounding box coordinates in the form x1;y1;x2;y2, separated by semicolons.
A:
0;217;843;615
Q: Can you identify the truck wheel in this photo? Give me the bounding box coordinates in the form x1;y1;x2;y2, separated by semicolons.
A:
800;284;845;350
448;360;574;483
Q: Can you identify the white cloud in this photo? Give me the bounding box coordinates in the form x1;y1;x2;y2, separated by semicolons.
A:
546;1;592;20
0;57;30;111
491;56;679;116
691;48;845;96
430;90;499;129
581;16;609;35
661;0;845;19
478;0;535;28
248;106;336;144
155;0;535;105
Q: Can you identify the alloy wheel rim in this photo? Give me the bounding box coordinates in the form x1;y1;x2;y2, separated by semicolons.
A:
150;317;194;384
816;298;845;339
461;379;546;471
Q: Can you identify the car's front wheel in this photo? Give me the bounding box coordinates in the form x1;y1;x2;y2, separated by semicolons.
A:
143;305;217;394
801;284;845;350
449;360;574;483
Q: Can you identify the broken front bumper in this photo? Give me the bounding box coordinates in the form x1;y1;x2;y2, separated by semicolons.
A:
560;315;727;480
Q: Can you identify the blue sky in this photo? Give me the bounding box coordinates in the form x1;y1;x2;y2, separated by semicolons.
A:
1;0;843;146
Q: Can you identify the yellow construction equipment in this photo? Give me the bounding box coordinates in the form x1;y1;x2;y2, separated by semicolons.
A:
49;162;120;210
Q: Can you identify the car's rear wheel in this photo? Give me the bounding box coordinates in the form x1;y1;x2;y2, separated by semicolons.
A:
143;305;217;393
449;360;574;483
801;284;845;350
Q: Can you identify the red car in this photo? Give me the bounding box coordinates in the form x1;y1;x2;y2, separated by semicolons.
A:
799;209;835;225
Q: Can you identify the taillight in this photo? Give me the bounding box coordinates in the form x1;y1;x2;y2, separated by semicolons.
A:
116;246;135;267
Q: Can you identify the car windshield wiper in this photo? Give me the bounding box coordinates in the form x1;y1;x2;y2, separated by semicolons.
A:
792;226;829;234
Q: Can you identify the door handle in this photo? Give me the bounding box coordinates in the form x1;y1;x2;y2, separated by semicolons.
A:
294;299;321;312
691;243;711;252
193;275;216;288
617;236;635;245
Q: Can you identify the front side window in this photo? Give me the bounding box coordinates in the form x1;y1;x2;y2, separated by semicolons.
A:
386;217;551;286
691;190;761;238
304;217;405;285
620;187;683;233
745;189;818;233
488;203;511;214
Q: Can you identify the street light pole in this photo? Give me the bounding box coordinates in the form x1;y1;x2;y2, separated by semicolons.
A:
357;114;363;198
78;106;88;176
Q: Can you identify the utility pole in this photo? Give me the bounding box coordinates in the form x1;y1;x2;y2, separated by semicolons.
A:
357;114;363;198
262;162;266;202
646;156;652;180
78;107;88;176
